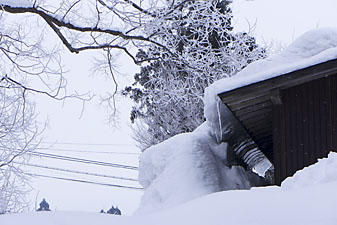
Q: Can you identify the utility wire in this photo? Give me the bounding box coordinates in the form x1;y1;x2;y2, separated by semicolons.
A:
36;147;140;155
25;171;143;190
13;150;139;171
16;162;138;182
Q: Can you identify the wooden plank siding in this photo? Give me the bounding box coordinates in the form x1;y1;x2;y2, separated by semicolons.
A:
332;75;337;151
273;75;337;185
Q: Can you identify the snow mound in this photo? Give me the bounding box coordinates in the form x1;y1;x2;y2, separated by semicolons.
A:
284;28;337;59
137;123;262;214
204;27;337;125
281;152;337;189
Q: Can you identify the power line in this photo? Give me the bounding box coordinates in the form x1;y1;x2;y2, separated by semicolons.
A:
25;172;143;190
13;150;139;171
36;147;140;155
31;151;138;170
17;162;138;182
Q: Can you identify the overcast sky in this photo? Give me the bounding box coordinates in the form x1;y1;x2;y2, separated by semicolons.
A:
23;0;337;215
233;0;337;45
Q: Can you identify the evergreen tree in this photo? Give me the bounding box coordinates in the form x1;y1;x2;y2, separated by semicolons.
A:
114;207;121;215
124;0;266;150
106;205;122;215
37;199;51;211
107;205;116;214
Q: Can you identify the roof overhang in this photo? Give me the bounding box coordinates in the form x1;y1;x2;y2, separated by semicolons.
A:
218;58;337;162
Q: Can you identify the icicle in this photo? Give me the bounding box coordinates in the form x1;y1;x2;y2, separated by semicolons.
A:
216;97;223;143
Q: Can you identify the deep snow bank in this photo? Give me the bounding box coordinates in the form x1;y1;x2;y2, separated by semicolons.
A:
137;123;262;214
281;152;337;189
2;153;337;225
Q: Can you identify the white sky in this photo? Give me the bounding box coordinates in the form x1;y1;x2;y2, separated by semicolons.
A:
233;0;337;45
21;0;337;216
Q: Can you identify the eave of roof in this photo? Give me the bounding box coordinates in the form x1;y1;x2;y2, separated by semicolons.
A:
219;58;337;102
218;58;337;162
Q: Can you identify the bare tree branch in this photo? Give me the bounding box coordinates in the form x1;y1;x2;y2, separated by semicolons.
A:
2;75;92;101
97;0;154;17
62;0;81;21
0;76;40;213
1;4;167;48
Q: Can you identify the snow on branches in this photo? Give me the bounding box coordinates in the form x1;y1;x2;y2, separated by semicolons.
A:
124;0;266;149
0;79;39;214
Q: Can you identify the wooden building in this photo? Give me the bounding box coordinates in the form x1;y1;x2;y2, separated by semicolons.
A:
218;58;337;185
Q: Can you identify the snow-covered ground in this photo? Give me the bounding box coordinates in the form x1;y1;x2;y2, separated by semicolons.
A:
2;152;337;225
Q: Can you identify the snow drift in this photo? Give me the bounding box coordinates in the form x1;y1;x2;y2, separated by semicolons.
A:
281;152;337;189
137;123;264;214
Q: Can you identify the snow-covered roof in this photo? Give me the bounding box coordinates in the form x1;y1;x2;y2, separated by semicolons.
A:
207;27;337;96
204;27;337;125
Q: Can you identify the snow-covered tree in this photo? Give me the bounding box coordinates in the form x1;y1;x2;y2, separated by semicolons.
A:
124;0;266;150
36;199;51;211
106;205;122;215
0;82;39;214
0;4;59;213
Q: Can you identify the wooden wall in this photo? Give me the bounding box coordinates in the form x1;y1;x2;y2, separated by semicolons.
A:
273;74;337;185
